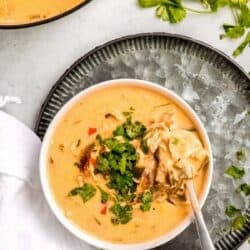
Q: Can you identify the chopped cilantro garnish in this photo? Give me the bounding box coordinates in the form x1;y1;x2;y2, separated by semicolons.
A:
110;203;133;224
113;117;146;140
225;165;245;179
140;138;149;154
172;138;179;145
96;134;103;143
107;171;136;197
236;183;250;196
225;205;240;218
236;148;246;161
140;191;153;212
231;214;247;230
122;111;133;117
68;183;96;203
115;193;136;203
122;107;135;117
95;116;145;202
96;139;138;175
97;186;109;203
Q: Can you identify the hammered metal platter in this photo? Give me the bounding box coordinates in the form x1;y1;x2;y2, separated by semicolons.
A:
35;33;250;250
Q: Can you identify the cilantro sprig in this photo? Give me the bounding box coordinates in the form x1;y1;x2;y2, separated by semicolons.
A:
97;186;109;203
138;0;250;57
140;191;153;211
236;183;250;196
68;183;96;203
95;115;148;202
225;165;245;179
231;214;248;230
225;205;248;231
68;110;154;225
225;205;241;218
110;203;133;224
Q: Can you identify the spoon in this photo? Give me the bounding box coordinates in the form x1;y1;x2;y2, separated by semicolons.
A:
185;164;215;250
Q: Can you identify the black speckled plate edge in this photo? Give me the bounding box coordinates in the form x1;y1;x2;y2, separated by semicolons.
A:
0;0;92;29
35;32;250;250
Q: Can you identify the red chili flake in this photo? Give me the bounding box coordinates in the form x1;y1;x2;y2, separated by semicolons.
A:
88;127;97;135
100;204;108;215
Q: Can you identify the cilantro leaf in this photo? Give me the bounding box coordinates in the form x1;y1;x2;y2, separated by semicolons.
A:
233;32;250;57
166;4;186;23
155;1;186;23
110;203;133;224
96;154;110;173
140;191;153;212
231;214;247;230
140;202;152;211
229;0;248;8
207;0;228;12
97;186;109;203
107;171;136;196
96;140;138;174
156;4;169;21
225;205;240;217
225;165;245;179
113;117;147;140
137;0;250;57
239;5;250;27
68;183;96;203
138;0;163;7
236;183;250;196
236;148;246;161
115;193;136;202
220;24;245;39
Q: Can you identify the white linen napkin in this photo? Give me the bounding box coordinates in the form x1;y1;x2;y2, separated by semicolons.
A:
0;110;94;250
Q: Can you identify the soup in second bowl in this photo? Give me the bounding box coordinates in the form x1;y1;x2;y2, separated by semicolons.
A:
0;0;85;25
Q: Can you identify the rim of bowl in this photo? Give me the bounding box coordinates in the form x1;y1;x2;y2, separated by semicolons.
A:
0;0;92;29
40;79;213;250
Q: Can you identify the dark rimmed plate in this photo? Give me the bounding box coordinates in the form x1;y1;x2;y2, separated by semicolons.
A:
35;33;250;250
0;0;92;29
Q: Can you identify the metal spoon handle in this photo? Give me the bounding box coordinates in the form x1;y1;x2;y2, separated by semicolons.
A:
186;181;215;250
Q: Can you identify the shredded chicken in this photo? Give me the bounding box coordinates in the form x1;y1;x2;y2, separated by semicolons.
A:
136;155;157;194
78;109;209;206
138;111;209;204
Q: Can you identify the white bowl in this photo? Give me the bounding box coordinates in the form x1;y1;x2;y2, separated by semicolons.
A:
40;79;213;250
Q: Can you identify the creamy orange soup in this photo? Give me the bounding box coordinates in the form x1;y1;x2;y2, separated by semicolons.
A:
47;84;209;243
0;0;85;25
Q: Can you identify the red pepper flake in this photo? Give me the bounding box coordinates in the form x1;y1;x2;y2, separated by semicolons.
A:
88;127;97;135
100;204;108;215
